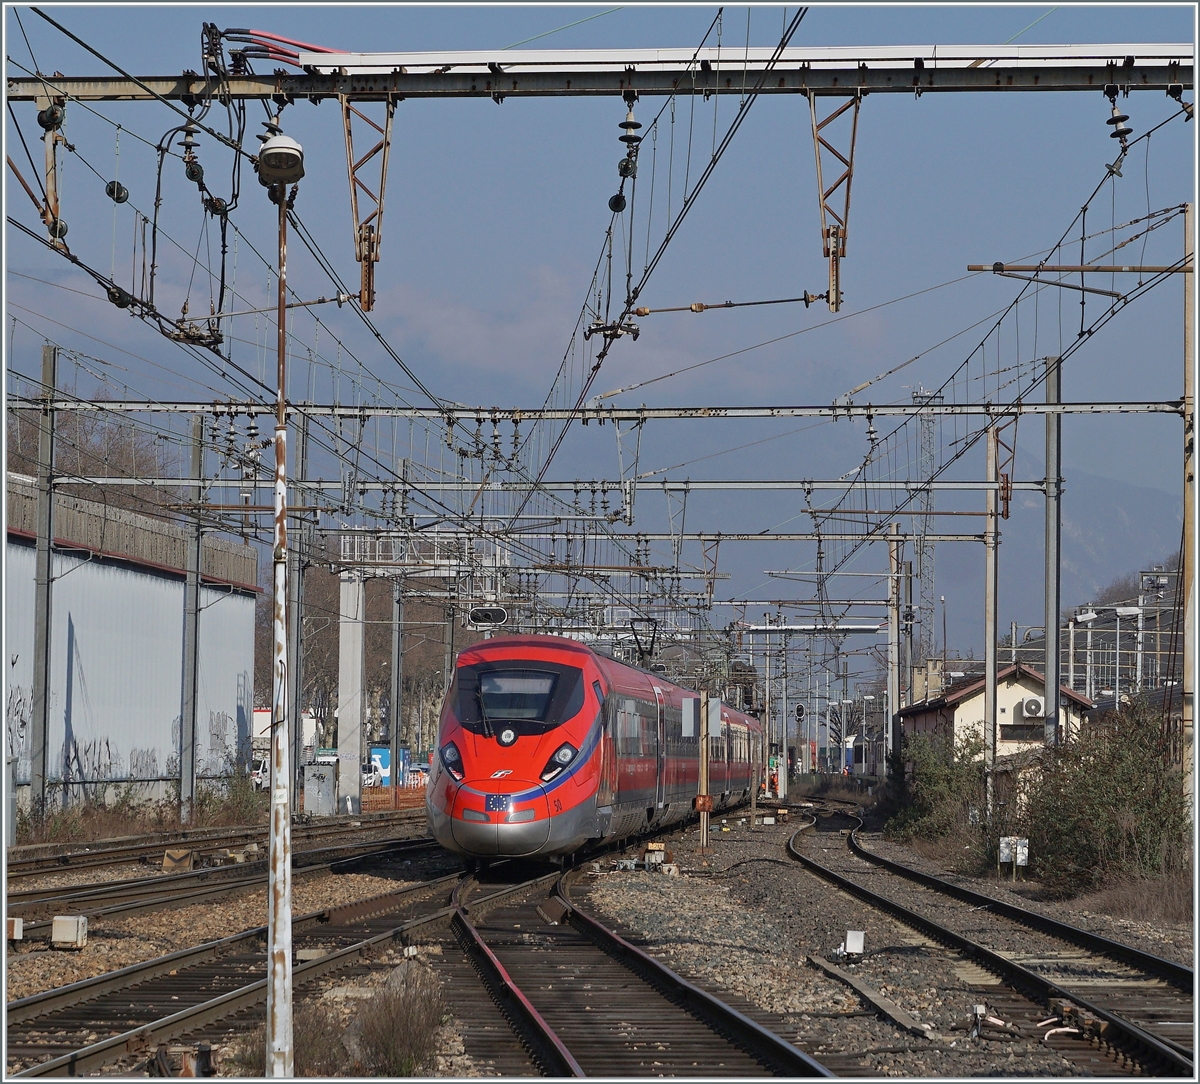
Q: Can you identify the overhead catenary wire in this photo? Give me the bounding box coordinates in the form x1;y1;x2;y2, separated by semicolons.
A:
515;6;811;514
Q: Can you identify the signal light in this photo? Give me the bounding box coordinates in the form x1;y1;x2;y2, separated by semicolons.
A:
469;606;508;626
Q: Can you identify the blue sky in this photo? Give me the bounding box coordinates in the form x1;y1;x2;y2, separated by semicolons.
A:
5;4;1196;670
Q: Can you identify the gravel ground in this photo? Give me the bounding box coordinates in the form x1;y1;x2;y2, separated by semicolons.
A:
209;945;482;1078
6;868;423;1002
8;862;177;893
864;833;1194;966
582;817;1084;1077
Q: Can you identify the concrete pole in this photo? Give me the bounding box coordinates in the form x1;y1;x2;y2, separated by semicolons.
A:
984;426;999;821
887;523;901;767
902;559;914;707
764;627;773;795
1182;201;1194;810
288;412;308;812
1108;619;1118;705
699;691;710;848
179;415;203;820
390;583;404;791
1068;619;1076;696
1086;619;1094;702
30;344;57;814
779;635;789;802
443;604;455;695
265;181;294;1078
338;573;366;813
1136;595;1145;691
1044;356;1063;745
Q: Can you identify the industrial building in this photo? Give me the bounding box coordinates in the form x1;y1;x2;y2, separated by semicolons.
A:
5;474;257;804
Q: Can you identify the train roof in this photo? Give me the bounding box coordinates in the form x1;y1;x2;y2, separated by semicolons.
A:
458;633;759;726
460;633;598;657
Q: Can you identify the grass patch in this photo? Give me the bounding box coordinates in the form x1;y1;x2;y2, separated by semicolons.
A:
1070;867;1193;924
17;773;268;845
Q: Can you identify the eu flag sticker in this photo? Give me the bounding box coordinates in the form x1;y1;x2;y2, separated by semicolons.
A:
485;794;510;812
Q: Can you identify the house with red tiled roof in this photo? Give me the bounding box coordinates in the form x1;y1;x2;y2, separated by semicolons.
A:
897;663;1094;754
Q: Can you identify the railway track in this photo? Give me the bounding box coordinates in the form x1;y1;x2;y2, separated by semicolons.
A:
441;863;832;1076
6;809;425;880
6;861;463;1077
790;810;1193;1077
8;837;441;934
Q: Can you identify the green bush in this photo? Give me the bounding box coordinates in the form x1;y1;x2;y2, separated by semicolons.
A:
1019;703;1191;894
886;731;985;844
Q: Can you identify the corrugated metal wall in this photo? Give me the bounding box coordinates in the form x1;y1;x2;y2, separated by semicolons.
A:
6;538;254;794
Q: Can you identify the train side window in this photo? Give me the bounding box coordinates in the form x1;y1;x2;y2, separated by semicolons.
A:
619;699;639;755
593;680;605;706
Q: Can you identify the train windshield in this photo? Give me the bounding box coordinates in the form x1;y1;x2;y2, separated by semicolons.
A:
454;661;585;735
479;671;556;719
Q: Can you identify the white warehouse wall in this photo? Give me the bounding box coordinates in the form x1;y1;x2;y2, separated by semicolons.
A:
5;538;254;797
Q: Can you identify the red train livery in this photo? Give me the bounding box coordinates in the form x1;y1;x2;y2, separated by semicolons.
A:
426;634;763;858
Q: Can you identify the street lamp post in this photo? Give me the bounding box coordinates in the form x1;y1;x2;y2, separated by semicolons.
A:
259;121;304;1079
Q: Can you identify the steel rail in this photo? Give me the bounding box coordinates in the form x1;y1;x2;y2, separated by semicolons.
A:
12;838;440;934
787;820;1193;1077
553;873;835;1077
5;811;424;877
10;835;437;910
9;870;479;1078
6;872;462;1028
9;869;573;1077
451;905;584;1076
846;828;1194;990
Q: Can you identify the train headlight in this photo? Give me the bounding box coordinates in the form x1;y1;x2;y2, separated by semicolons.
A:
540;743;578;782
439;741;464;781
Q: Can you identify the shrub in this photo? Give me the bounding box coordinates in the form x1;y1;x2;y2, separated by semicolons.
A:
358;961;445;1076
1018;702;1191;895
222;1003;347;1076
222;966;444;1077
886;731;985;843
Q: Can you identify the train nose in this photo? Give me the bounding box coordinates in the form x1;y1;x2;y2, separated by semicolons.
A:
451;779;550;856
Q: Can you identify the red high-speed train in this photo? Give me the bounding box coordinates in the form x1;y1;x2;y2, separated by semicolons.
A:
426;634;763;858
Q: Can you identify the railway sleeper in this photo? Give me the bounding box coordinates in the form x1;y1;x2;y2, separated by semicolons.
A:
791;818;1192;1078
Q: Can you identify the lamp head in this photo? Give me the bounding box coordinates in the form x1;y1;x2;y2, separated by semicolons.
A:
257;132;305;186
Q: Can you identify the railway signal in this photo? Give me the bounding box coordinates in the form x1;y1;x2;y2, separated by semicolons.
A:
469;605;509;627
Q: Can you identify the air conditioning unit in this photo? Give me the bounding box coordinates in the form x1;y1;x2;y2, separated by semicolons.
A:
1020;696;1045;718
